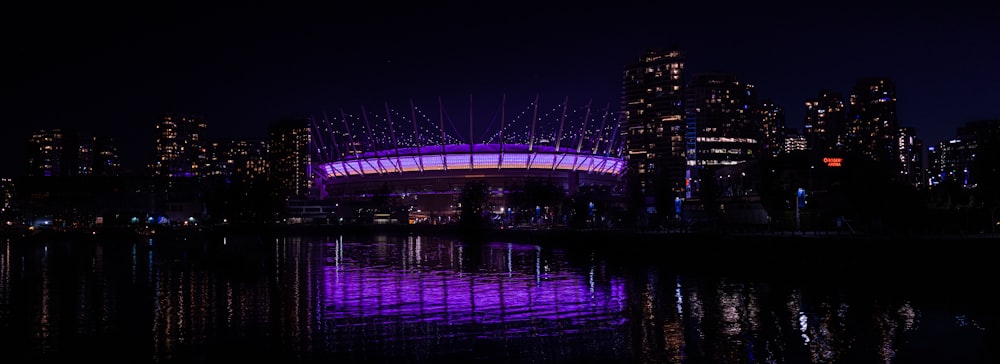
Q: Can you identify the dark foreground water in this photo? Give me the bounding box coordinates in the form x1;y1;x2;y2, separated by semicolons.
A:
0;231;995;363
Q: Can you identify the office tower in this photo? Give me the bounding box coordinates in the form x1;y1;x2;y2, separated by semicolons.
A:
898;127;923;189
848;78;898;163
783;128;807;154
269;118;312;200
150;112;207;178
0;177;15;222
937;119;1000;189
205;139;269;187
756;98;785;158
803;89;847;156
684;72;760;198
620;49;686;216
91;136;120;176
26;128;81;177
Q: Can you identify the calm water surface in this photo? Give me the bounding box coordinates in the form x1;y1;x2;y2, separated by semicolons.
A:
0;232;994;363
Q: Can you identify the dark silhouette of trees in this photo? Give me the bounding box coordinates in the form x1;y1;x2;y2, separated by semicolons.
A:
458;180;490;232
507;178;564;226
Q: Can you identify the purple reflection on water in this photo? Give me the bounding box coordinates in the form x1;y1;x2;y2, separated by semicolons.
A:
318;237;628;338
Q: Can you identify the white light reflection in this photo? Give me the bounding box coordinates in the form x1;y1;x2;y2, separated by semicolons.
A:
799;311;810;343
588;252;595;295
508;243;513;276
675;277;683;315
535;245;541;284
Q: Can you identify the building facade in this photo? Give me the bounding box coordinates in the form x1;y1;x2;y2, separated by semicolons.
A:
684;72;760;199
150;112;207;178
620;49;687;217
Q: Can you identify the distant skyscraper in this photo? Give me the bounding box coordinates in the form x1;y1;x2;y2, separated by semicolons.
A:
756;99;785;158
150;112;207;178
803;89;847;156
848;78;898;164
620;49;686;215
206;139;268;187
0;177;15;221
932;138;974;188
684;72;760;198
91;136;120;176
269;118;312;200
26;129;81;177
931;119;1000;189
783;127;807;153
897;127;923;189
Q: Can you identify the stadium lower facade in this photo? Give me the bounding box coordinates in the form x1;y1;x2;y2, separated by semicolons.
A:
310;98;626;224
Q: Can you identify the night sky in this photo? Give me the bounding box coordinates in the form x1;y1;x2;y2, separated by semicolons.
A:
4;2;998;176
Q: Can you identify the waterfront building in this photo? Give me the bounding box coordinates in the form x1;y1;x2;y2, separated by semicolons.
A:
620;49;687;219
898;127;924;189
149;112;207;178
311;98;625;225
756;98;785;159
803;89;847;156
683;72;760;199
847;78;898;164
269;118;313;201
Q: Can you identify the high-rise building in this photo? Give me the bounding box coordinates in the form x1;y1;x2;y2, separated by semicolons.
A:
930;119;1000;189
803;89;847;156
783;128;807;153
92;136;120;177
620;49;686;215
269;118;312;201
848;78;898;164
26;129;82;177
150;112;207;178
205;139;268;187
756;99;785;158
684;72;760;198
26;129;119;177
898;127;923;189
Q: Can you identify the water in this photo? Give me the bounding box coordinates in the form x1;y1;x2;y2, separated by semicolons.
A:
0;231;995;363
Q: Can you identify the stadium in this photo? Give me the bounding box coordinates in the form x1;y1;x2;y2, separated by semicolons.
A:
311;96;626;224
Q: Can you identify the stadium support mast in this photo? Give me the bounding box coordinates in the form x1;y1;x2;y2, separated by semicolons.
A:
606;113;621;157
439;97;447;171
361;105;386;174
410;99;424;172
499;93;506;170
529;94;539;152
386;102;401;173
469;94;474;168
554;96;568;152
309;115;328;163
339;109;357;157
575;99;592;153
323;111;341;160
590;104;610;156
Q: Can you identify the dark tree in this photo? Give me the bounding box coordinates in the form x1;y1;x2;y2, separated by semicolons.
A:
458;180;491;232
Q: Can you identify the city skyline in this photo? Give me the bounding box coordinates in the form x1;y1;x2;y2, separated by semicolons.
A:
5;2;999;177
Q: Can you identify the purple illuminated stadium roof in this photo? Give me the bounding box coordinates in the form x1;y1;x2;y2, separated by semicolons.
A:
317;143;625;179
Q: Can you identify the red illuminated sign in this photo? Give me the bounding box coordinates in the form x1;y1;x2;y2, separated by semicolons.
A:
823;157;843;167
